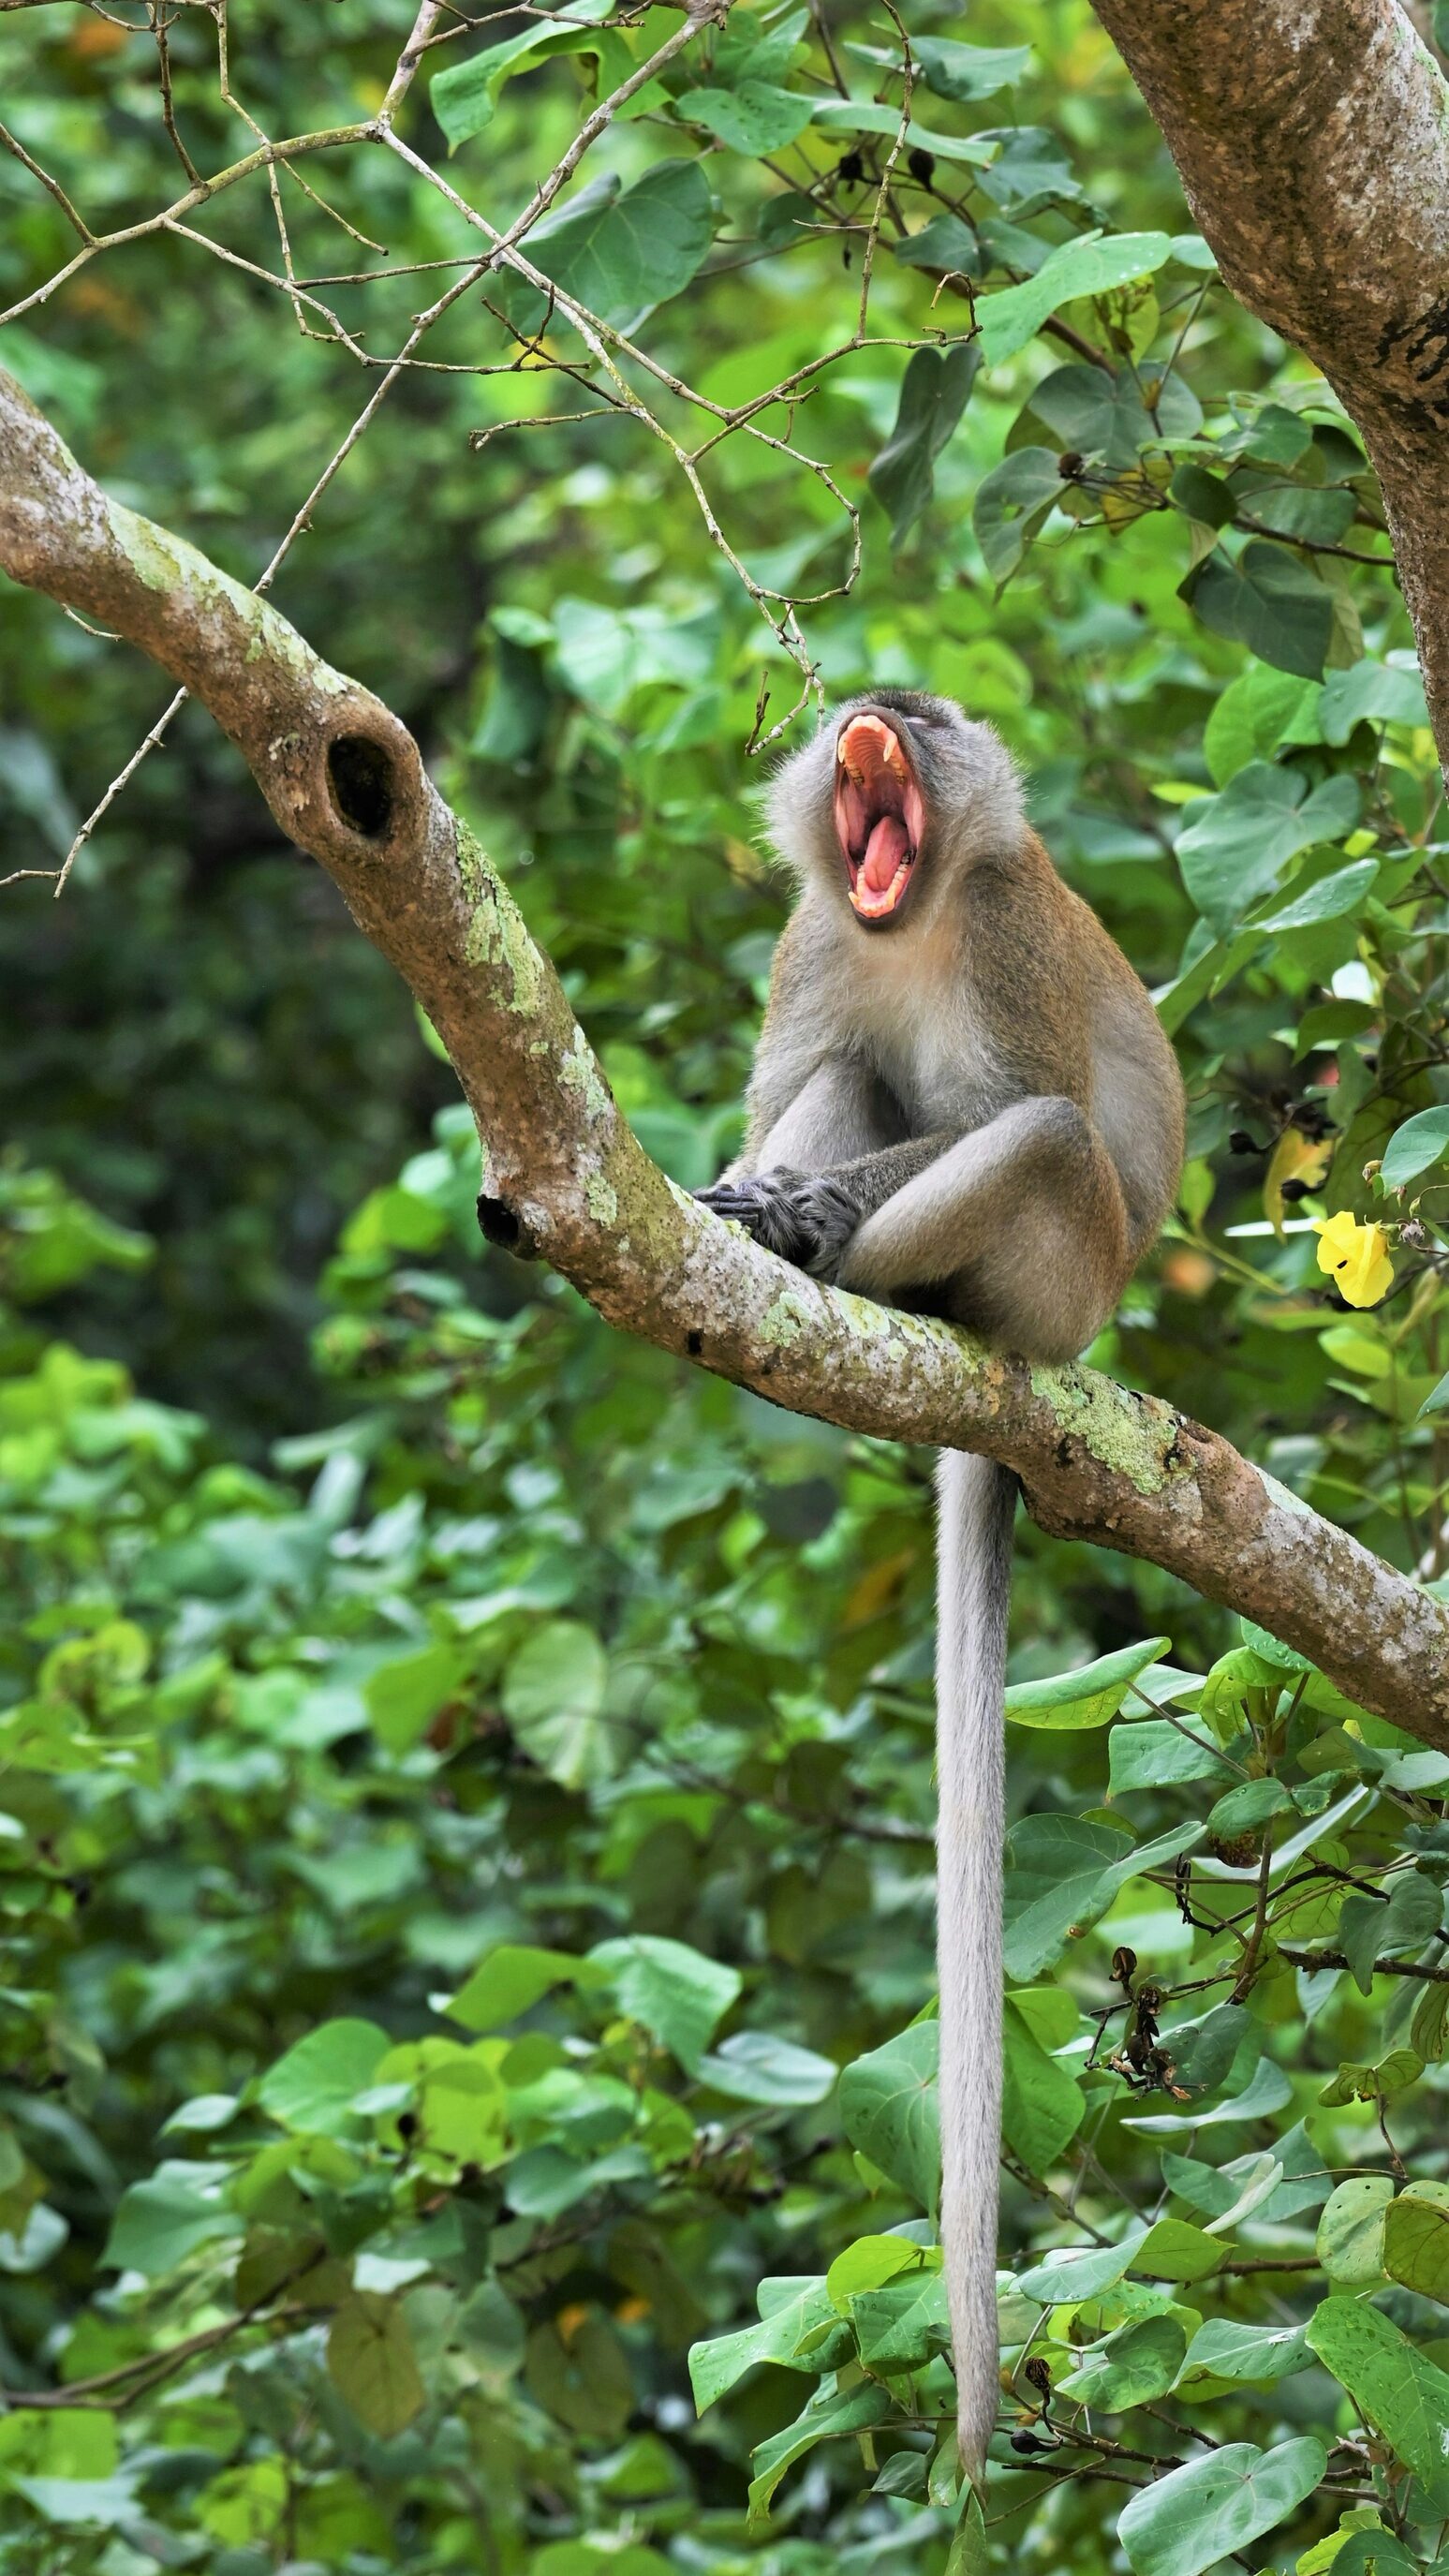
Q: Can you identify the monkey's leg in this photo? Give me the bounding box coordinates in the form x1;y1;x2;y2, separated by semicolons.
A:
837;1097;1130;1362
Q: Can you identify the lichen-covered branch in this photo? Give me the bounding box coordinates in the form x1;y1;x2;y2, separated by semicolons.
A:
3;362;1446;1742
1090;0;1449;769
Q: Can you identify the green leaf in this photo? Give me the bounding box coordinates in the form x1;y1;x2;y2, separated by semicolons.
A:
1108;1720;1235;1795
588;1934;741;2074
100;2163;240;2278
1383;2180;1449;2305
1003;1635;1171;1730
973;446;1063;582
747;2380;892;2525
364;1641;466;1754
1175;762;1361;936
447;1944;599;2033
1316;2174;1393;2285
1057;2314;1186;2410
1002;1814;1201;1980
697;2031;838;2106
1204;664;1320;786
429;0;614;147
256;2019;389;2135
1258;858;1378;935
1016;2223;1148;2306
502;1619;611;1790
682;82;813;153
894;212;982;277
1170;461;1235;529
850;2270;950;2370
1306;2294;1449;2485
1319;2047;1424;2107
1117;2437;1325;2576
1204;1775;1293;1837
825;2234;925;2306
688;2278;844;2411
838;2022;940;2211
1381;1105;1449;1192
1176;2317;1309;2385
1181;540;1334;678
1001;1998;1083;2173
499;160;715;333
977;229;1171;365
1133;2218;1224;2284
327;2292;425;2437
868;343;981;547
1318;657;1428;743
809;100;998;165
848;36;1031;101
1030;363;1203;466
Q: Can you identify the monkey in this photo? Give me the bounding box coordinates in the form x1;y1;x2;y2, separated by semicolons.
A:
695;690;1185;2488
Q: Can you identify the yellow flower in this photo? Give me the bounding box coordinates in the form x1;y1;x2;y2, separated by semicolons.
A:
1314;1210;1395;1310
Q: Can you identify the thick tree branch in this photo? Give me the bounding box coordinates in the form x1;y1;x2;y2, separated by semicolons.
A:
2;363;1446;1741
1090;0;1449;764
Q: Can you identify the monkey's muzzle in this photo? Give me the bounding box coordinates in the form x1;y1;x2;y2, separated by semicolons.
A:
834;712;925;925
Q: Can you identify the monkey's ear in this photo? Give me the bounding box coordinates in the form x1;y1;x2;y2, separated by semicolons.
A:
476;1189;539;1261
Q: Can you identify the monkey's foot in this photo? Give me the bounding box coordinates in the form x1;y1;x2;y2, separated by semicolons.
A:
694;1169;861;1279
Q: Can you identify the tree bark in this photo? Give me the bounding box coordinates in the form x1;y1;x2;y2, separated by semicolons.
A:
2;363;1447;1741
1091;0;1449;766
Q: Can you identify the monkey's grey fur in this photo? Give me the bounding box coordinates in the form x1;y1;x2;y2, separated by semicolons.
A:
698;691;1184;2487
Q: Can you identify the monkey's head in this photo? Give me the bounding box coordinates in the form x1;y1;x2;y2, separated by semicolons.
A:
766;689;1022;932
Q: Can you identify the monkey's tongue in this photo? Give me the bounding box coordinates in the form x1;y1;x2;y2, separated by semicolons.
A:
853;814;912;914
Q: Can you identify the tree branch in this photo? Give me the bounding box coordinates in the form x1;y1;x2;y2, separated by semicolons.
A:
1089;0;1449;765
2;363;1446;1743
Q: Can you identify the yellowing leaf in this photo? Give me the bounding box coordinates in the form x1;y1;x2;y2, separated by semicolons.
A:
1264;1129;1332;1236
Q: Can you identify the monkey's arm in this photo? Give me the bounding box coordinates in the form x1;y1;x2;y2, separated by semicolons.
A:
698;1130;957;1276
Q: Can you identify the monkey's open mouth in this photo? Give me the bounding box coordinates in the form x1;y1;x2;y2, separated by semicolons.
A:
834;712;926;924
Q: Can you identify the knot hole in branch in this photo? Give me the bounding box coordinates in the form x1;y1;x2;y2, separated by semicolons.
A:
326;733;396;839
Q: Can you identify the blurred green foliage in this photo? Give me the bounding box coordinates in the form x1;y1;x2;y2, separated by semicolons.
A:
2;1;1449;2569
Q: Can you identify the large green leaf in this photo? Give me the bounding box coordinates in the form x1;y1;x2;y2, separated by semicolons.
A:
498;160;715;333
1001;1998;1083;2173
848;36;1030;99
973;446;1062;582
430;0;615;147
838;2022;940;2210
1002;1815;1201;1979
747;2380;893;2525
1383;2180;1449;2305
327;2292;425;2437
502;1619;611;1790
682;82;813;154
101;2164;241;2279
688;2278;844;2411
1181;541;1334;677
1306;2295;1449;2487
255;2019;390;2136
588;1934;741;2074
977;229;1171;364
809;100;998;165
868;343;980;546
1175;762;1360;935
1117;2438;1325;2576
1015;2222;1147;2306
1003;1635;1171;1730
1057;2315;1186;2410
1381;1105;1449;1192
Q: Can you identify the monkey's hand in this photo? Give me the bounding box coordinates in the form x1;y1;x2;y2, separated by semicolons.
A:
694;1168;862;1280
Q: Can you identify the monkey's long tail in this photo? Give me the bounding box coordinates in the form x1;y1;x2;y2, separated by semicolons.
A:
935;1447;1016;2493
